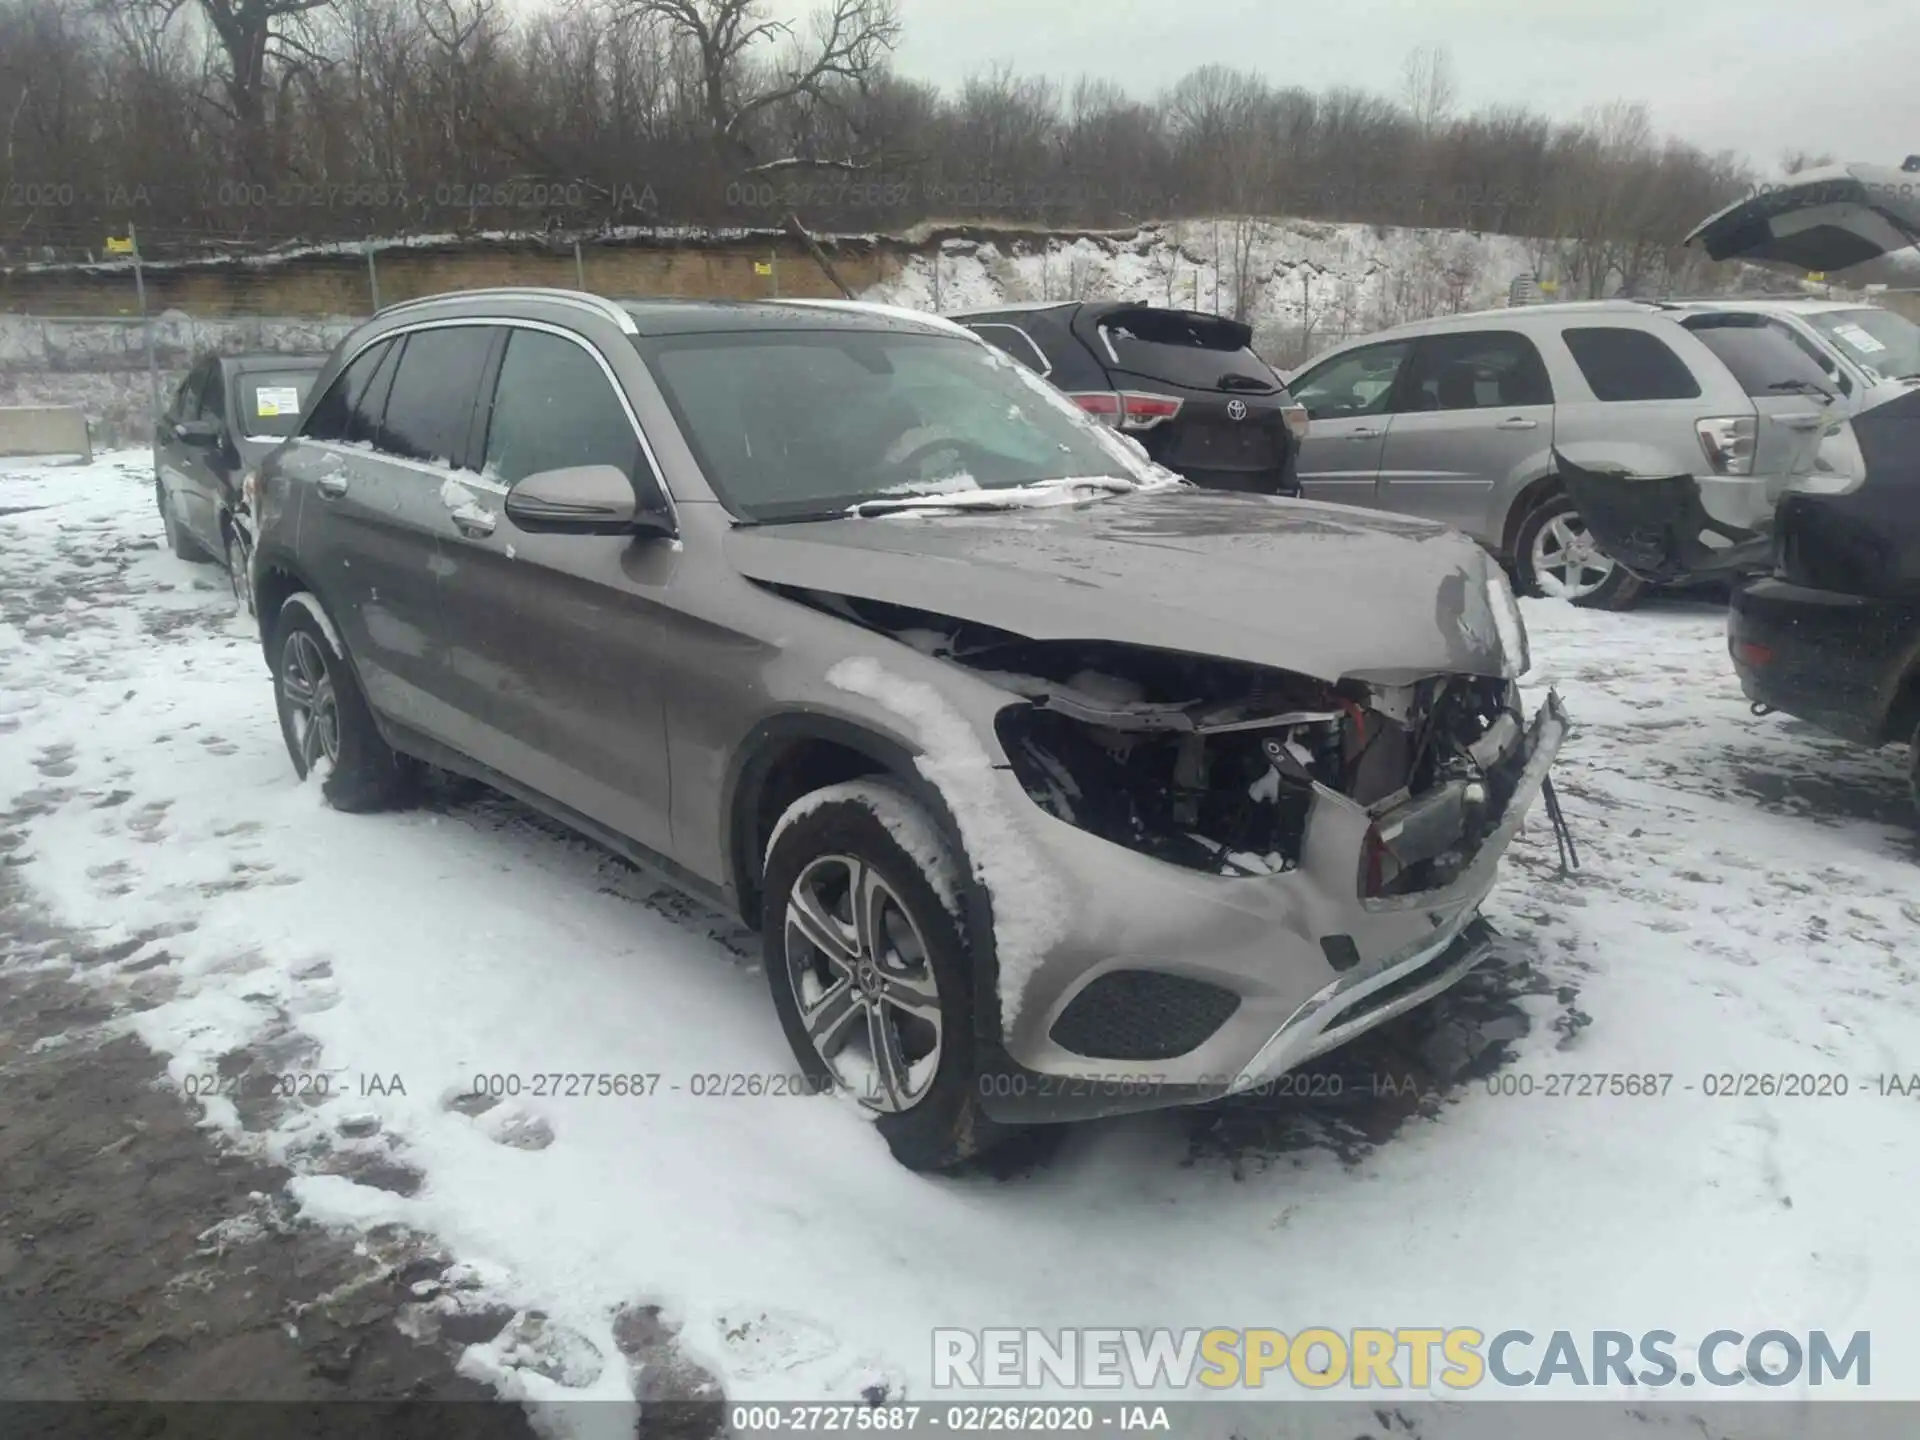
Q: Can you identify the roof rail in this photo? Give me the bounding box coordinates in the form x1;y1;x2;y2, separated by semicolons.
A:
373;286;638;334
1643;292;1835;305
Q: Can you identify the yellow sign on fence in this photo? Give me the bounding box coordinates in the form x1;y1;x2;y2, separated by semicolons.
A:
104;236;135;255
754;261;774;276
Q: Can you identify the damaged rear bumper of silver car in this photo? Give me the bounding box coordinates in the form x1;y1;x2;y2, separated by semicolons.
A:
976;691;1569;1125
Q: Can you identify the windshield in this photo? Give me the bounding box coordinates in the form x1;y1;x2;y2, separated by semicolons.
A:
1806;308;1920;383
637;328;1159;522
237;370;319;438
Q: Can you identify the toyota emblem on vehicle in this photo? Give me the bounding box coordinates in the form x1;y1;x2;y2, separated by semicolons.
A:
1226;399;1248;420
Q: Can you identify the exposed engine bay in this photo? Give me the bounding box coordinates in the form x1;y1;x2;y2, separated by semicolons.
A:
778;587;1535;892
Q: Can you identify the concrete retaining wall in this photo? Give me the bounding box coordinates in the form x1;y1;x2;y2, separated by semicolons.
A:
0;406;91;460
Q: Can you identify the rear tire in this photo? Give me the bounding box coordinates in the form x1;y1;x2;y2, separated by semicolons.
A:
270;596;419;813
760;779;1010;1172
158;481;213;563
1513;492;1645;612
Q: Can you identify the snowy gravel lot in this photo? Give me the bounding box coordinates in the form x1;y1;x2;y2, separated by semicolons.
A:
3;453;1918;1431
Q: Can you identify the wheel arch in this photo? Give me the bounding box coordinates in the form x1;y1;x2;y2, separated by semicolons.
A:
1500;472;1567;562
723;714;940;932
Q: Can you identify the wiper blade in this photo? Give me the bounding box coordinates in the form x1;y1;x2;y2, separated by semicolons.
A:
847;477;1137;517
1766;379;1835;399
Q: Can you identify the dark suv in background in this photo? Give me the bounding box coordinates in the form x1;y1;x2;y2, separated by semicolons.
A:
155;350;326;612
951;302;1307;496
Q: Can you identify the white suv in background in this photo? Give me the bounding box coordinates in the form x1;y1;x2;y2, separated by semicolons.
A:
1287;301;1840;610
1649;298;1920;415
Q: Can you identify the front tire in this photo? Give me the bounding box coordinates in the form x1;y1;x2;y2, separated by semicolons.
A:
761;780;1009;1171
270;596;418;813
224;523;255;618
1513;492;1645;612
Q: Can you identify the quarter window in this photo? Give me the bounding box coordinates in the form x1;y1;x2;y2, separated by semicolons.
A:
481;330;643;485
1560;327;1702;402
964;324;1051;376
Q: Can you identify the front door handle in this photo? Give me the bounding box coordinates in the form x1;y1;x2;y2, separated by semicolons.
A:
451;503;497;537
1347;427;1382;440
1496;416;1539;430
315;474;349;498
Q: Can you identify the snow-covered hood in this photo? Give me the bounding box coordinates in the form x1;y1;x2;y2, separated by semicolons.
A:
727;489;1515;683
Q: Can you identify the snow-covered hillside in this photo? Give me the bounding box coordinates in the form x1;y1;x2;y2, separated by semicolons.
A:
864;219;1547;365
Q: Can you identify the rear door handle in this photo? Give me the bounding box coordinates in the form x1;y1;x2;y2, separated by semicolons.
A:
451;503;496;537
315;474;349;498
1496;416;1539;430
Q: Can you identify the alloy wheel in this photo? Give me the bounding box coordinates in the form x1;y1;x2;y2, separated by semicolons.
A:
279;630;341;773
784;853;943;1113
1530;511;1618;601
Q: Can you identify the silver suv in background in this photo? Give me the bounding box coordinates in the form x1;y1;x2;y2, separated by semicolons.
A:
1287;301;1840;609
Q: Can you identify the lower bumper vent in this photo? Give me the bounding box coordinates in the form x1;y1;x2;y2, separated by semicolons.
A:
1049;970;1241;1061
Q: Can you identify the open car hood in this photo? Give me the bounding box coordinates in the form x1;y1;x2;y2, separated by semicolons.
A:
1686;162;1920;274
726;489;1519;684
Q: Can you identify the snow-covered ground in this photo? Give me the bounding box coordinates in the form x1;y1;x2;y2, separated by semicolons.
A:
3;453;1917;1431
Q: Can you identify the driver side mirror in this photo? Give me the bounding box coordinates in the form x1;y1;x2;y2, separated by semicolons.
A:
504;464;675;538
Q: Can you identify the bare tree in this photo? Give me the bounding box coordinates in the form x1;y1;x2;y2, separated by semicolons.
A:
190;0;340;183
1779;147;1834;176
610;0;899;171
1400;44;1456;139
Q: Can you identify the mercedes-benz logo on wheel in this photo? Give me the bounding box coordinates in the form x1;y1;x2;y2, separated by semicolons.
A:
1226;399;1248;421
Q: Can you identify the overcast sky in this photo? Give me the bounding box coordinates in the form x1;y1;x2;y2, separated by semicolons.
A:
852;0;1916;174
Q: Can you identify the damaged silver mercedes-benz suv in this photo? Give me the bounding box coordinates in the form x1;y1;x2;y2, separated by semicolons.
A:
248;288;1569;1170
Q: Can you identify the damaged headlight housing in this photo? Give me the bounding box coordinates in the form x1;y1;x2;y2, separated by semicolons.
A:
1485;570;1531;680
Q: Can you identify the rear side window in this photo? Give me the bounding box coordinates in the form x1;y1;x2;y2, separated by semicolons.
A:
301;338;392;443
377;327;495;466
964;323;1050;376
1100;308;1276;393
1561;327;1701;402
481;330;643;485
1680;316;1838;397
1402;330;1553;411
237;370;319;438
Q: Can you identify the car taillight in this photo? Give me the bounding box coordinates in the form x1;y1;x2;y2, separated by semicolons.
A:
1281;402;1310;440
1067;392;1123;428
1067;391;1184;431
1696;416;1757;476
1734;640;1774;668
1119;392;1182;431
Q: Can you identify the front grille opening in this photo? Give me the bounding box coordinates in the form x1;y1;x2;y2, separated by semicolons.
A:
1049;970;1241;1061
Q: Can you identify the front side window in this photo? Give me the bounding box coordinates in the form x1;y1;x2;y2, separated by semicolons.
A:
1402;331;1553;411
195;361;226;428
169;366;205;424
376;327;496;466
638;329;1152;522
1561;326;1702;402
482;330;643;485
303;339;393;443
1289;341;1414;419
1806;307;1920;384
